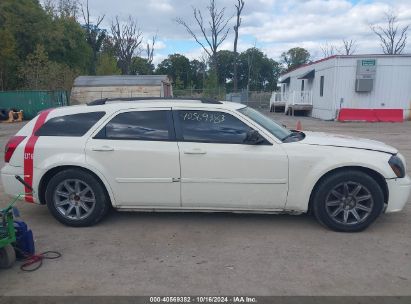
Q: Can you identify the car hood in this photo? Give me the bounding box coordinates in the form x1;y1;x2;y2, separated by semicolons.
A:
300;131;397;154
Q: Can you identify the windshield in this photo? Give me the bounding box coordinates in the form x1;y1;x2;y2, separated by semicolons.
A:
238;106;291;140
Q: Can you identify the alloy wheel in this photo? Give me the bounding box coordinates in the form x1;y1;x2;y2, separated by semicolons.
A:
325;181;374;225
53;179;96;221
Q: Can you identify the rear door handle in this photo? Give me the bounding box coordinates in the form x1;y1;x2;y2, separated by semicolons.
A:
183;148;207;155
91;146;115;152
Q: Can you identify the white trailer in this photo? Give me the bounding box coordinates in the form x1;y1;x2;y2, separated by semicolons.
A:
271;54;411;121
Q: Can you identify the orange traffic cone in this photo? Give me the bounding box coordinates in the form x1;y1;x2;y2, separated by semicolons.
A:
296;120;302;131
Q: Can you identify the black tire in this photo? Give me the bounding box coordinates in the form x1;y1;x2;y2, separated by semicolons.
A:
0;245;16;269
312;170;384;232
45;169;110;227
0;109;8;121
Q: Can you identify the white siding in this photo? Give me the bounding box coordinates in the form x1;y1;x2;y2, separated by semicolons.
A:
282;57;337;120
335;56;411;119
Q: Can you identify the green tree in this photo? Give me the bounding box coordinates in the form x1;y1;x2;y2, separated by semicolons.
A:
281;47;311;71
45;16;92;72
203;69;225;98
96;53;121;75
215;50;235;87
0;0;51;60
0;0;92;89
238;48;281;91
156;54;191;88
0;29;18;90
19;44;78;91
189;59;206;89
0;0;52;89
174;76;185;90
130;57;154;75
81;0;106;74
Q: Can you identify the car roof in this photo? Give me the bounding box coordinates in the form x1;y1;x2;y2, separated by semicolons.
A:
51;99;246;116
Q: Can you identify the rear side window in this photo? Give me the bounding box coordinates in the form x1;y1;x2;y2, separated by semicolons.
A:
96;111;172;141
35;112;105;137
175;110;253;144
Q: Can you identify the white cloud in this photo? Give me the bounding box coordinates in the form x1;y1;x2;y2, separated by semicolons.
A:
154;40;167;50
148;0;173;12
82;0;411;63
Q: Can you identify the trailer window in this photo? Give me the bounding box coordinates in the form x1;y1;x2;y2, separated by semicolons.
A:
320;76;324;97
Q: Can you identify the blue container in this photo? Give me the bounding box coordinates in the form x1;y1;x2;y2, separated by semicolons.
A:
14;220;35;258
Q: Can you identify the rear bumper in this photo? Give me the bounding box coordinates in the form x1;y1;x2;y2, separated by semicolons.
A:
385;175;411;213
1;165;29;200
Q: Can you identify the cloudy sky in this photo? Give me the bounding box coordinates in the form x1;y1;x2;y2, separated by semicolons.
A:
84;0;411;65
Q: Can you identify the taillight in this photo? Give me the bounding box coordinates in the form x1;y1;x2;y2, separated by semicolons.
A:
4;136;26;163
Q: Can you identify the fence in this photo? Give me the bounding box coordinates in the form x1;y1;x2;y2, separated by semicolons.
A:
173;88;226;100
0;90;69;119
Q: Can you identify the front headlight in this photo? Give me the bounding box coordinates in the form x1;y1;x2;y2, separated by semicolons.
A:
389;155;405;178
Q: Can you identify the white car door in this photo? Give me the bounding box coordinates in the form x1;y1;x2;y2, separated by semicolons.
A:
174;108;289;210
85;108;180;207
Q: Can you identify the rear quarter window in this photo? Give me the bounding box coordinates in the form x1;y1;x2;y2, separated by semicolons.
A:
35;112;106;137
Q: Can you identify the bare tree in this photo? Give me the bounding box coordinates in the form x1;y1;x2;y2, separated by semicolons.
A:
200;52;209;88
175;0;232;73
43;0;79;19
58;0;79;19
146;34;157;65
111;16;143;74
233;0;245;92
340;39;357;55
371;12;409;54
43;0;57;16
320;41;337;58
81;0;106;74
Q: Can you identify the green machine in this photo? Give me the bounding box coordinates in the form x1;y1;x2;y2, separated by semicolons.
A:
0;176;33;268
0;195;20;268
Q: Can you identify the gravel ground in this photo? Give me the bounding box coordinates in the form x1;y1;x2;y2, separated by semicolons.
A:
0;112;410;296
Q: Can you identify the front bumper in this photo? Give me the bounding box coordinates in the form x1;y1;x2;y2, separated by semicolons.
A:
385;175;411;213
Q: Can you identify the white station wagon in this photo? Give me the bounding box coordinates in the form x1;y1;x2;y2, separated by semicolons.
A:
1;98;410;232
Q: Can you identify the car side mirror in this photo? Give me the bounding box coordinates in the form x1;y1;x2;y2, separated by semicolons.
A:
244;130;266;145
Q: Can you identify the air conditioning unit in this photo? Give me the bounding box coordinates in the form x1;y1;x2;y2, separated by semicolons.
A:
355;79;373;92
355;59;376;93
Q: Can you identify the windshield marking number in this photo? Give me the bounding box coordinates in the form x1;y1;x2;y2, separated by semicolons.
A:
182;112;225;124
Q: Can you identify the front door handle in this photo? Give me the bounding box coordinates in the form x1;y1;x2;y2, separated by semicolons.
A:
91;146;115;152
183;148;207;155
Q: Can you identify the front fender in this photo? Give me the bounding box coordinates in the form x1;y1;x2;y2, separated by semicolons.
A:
283;144;394;212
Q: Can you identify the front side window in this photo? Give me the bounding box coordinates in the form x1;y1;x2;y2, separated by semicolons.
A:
97;110;171;141
238;107;291;140
35;112;105;137
175;110;254;144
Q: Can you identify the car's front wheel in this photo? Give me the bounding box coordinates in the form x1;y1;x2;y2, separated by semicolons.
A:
45;169;110;227
312;170;385;232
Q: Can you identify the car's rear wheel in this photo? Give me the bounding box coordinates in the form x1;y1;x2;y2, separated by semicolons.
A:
312;170;384;232
45;169;110;227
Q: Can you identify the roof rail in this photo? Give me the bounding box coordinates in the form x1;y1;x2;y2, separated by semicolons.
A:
87;97;223;106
